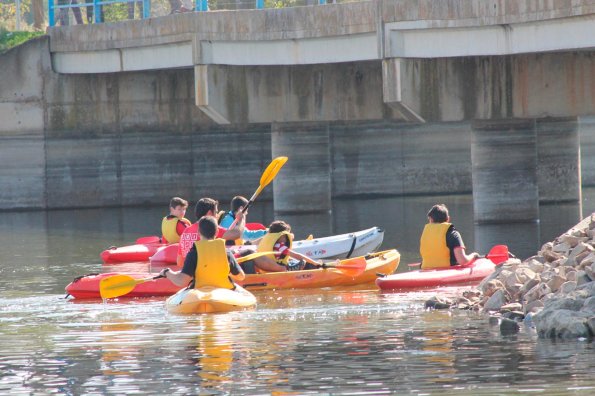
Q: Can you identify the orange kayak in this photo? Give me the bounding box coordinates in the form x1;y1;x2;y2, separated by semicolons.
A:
66;250;400;299
238;250;400;291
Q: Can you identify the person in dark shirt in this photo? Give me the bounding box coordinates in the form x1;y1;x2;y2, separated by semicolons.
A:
160;216;245;289
420;204;479;269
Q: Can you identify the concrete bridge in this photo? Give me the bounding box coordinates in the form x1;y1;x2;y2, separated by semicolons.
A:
2;0;595;223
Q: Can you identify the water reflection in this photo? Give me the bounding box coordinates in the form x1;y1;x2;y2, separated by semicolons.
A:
1;193;595;394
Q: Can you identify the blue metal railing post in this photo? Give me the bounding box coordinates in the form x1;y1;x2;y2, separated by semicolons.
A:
196;0;207;11
256;0;264;9
318;0;326;4
94;0;100;23
143;0;150;18
48;0;55;26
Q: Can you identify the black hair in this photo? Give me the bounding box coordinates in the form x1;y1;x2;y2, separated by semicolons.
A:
268;220;291;234
427;204;449;223
195;198;218;221
169;197;188;209
230;196;249;214
198;216;218;239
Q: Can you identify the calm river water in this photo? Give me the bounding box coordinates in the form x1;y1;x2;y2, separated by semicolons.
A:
1;192;594;394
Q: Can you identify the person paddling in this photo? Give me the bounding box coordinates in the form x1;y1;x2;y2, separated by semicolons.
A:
160;216;245;289
176;198;245;267
420;204;479;269
219;196;267;245
242;220;319;273
161;197;191;244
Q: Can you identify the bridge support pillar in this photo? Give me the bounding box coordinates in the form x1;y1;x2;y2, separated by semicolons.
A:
271;122;331;213
536;117;580;203
471;119;539;223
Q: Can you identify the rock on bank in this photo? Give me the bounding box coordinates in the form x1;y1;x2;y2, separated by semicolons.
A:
428;214;595;339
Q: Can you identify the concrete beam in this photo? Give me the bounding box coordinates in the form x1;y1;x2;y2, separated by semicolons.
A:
382;58;424;123
385;14;595;58
52;42;193;74
196;33;379;65
195;61;402;125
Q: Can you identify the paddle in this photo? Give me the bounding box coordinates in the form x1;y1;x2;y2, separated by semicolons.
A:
100;252;366;299
405;244;511;270
485;244;510;265
302;255;367;277
100;274;164;299
227;156;288;229
99;251;278;299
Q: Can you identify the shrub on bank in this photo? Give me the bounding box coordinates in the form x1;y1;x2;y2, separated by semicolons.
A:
0;27;43;53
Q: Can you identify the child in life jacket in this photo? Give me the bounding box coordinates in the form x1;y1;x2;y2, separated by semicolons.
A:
159;216;245;290
161;197;191;244
242;220;319;273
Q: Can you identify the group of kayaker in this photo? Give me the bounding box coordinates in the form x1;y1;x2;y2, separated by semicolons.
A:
158;195;321;291
158;195;479;293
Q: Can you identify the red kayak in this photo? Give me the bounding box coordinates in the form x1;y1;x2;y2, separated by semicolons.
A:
375;245;509;290
100;223;265;264
375;258;496;290
65;272;182;299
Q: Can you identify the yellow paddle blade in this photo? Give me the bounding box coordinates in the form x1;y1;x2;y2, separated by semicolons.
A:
259;156;288;188
99;274;157;299
236;251;276;264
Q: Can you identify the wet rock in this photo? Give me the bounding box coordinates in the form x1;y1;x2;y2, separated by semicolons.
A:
587;317;595;335
502;311;525;322
533;309;591;339
488;316;500;326
424;296;452;310
500;317;520;334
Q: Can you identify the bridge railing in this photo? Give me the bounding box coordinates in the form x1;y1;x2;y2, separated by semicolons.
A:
48;0;338;27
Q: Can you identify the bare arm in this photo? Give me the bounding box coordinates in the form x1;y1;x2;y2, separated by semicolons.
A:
454;247;480;265
288;250;321;266
222;209;245;240
160;268;192;287
253;255;288;272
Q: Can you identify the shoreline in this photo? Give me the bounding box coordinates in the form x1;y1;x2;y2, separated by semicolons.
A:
427;214;595;339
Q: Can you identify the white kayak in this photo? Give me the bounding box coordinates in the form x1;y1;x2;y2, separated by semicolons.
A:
165;285;256;314
150;226;384;264
292;226;384;260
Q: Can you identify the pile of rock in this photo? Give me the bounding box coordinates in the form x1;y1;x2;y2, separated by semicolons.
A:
426;214;595;339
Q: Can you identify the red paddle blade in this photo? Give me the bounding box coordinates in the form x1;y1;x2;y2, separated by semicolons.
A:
486;245;510;265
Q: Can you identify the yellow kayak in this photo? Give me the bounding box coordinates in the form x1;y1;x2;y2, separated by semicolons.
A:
166;285;256;314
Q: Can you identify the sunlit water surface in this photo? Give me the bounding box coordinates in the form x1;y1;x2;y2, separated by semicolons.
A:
1;192;594;394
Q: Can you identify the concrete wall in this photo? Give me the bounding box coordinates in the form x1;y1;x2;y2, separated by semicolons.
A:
0;37;274;210
1;37;477;211
0;37;48;210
